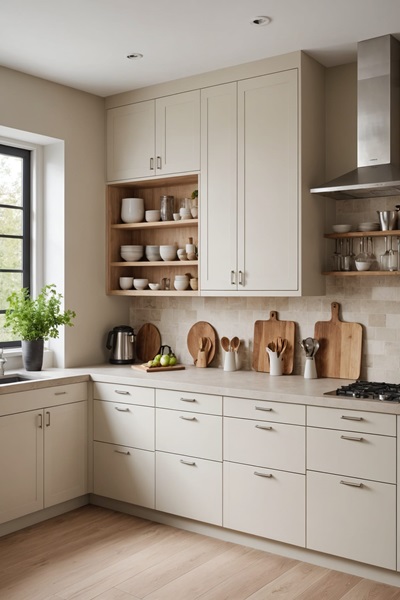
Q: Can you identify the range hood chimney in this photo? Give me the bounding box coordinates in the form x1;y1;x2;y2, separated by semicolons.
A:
311;34;400;200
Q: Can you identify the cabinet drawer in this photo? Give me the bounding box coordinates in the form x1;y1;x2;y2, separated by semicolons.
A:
224;396;305;425
224;417;305;473
307;406;396;436
156;408;222;461
94;400;154;450
0;382;88;416
93;382;154;407
307;427;396;483
156;388;222;415
93;441;154;509
307;470;396;570
156;451;222;525
224;461;305;547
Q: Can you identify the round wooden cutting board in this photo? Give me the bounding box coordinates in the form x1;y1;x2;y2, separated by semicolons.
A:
135;323;161;363
187;321;217;365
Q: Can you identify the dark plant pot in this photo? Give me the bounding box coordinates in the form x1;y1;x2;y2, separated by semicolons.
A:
22;339;44;371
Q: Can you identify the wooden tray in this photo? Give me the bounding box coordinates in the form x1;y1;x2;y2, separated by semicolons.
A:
135;323;161;362
314;302;362;379
187;321;217;365
131;363;185;373
252;311;295;374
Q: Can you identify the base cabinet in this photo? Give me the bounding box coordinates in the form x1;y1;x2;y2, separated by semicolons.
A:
224;462;305;547
307;471;396;570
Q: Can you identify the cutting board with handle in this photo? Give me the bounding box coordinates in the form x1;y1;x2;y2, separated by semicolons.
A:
252;311;295;374
314;302;362;379
135;323;162;363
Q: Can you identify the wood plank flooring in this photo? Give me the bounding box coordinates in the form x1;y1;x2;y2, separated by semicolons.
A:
0;506;400;600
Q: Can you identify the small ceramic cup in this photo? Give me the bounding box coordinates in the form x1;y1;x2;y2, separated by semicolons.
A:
173;213;181;221
119;277;133;290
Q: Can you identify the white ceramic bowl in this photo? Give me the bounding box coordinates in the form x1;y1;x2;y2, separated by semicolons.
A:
179;208;192;219
145;209;161;223
332;224;351;233
149;283;160;291
119;277;133;290
355;260;371;272
160;245;177;261
121;253;143;262
145;245;161;261
133;278;149;290
121;198;144;223
174;279;189;291
173;213;181;221
174;275;189;280
121;244;143;261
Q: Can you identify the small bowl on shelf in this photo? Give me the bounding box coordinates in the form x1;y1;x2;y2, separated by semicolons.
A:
133;278;149;290
149;283;160;291
145;209;161;223
119;277;133;290
160;245;177;261
355;260;372;272
145;245;161;261
332;224;352;233
358;222;380;232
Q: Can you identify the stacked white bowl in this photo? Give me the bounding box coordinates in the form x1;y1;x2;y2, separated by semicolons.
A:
145;209;161;223
145;245;161;261
120;245;143;261
121;198;144;223
160;245;177;261
174;274;189;290
133;278;149;290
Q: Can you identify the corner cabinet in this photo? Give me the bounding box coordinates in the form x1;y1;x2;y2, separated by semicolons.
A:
106;174;199;296
107;90;200;182
200;57;326;296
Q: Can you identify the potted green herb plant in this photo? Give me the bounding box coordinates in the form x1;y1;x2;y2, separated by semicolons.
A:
4;284;76;371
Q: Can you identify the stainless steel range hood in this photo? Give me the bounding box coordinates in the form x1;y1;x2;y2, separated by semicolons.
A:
311;35;400;200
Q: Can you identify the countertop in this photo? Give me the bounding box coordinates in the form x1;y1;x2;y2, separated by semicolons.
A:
1;364;400;414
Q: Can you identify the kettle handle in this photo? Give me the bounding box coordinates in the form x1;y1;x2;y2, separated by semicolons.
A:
106;330;114;350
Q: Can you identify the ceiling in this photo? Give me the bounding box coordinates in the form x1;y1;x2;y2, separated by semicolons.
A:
1;0;400;98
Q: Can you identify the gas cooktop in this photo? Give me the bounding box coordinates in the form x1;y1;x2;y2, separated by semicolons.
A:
325;381;400;403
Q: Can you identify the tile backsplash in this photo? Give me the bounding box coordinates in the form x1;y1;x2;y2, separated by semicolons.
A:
130;197;400;383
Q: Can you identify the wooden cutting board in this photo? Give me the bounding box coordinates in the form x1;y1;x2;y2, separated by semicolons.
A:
135;323;161;363
252;311;295;374
187;321;217;365
131;363;185;372
314;302;362;379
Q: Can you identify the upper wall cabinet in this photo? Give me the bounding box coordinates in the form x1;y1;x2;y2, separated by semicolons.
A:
107;90;200;182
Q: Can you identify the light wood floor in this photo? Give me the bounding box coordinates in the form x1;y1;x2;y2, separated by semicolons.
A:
1;506;400;600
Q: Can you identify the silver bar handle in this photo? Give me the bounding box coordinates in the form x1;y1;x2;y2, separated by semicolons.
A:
230;270;236;285
54;391;67;396
180;459;196;466
239;270;244;286
38;413;43;429
45;411;51;427
115;406;130;412
150;157;154;170
255;424;273;430
114;449;130;455
254;471;273;478
341;415;363;421
340;435;363;442
340;479;363;488
255;406;273;412
179;415;197;421
157;156;162;169
180;397;196;403
115;390;130;395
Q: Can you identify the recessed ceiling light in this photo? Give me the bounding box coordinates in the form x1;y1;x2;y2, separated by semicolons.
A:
251;16;271;26
127;53;143;60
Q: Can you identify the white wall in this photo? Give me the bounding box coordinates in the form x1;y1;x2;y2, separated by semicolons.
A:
0;66;130;367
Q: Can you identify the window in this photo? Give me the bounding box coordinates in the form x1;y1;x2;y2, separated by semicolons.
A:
0;144;31;347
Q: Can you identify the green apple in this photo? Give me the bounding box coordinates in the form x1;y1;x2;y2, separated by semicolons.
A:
169;355;177;366
153;354;162;362
160;354;170;367
147;360;153;367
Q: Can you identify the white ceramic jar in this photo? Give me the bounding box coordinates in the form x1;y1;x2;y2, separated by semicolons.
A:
121;197;144;223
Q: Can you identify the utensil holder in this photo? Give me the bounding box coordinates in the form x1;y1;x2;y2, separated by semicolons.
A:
224;351;237;372
304;357;317;379
266;348;283;376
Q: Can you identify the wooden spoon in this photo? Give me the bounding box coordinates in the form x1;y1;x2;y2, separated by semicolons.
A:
231;336;240;352
221;337;230;352
279;339;288;358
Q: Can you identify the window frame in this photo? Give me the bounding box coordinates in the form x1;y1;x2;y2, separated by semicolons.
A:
0;143;31;348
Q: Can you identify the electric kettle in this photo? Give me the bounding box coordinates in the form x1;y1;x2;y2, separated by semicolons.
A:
106;325;135;364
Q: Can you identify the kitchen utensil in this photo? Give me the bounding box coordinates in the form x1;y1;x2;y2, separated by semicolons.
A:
377;210;398;231
231;336;240;352
135;323;161;363
314;302;362;379
303;337;315;357
187;321;216;365
253;311;295;374
221;337;230;352
380;236;390;271
106;325;135;364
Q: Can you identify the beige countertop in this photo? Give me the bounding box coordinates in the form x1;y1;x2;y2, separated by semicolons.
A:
1;364;399;414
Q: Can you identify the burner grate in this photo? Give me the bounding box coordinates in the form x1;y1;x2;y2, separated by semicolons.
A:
335;380;400;402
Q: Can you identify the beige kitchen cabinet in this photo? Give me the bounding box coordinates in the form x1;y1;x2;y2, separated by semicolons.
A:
0;383;88;525
200;57;325;296
93;382;155;509
307;406;397;569
106;174;199;296
155;388;223;525
107;91;200;182
223;396;306;546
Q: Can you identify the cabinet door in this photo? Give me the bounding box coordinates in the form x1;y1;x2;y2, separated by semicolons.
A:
94;441;155;509
307;470;396;570
44;401;87;508
0;411;43;524
224;462;305;547
238;70;298;291
107;101;155;181
155;90;200;175
200;83;237;291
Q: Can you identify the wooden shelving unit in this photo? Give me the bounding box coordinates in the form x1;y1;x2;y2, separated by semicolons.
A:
107;174;199;296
